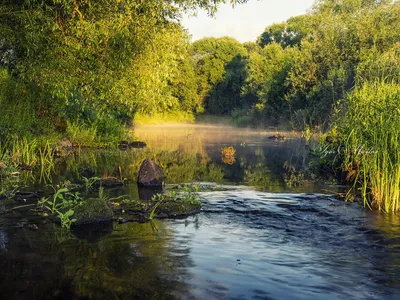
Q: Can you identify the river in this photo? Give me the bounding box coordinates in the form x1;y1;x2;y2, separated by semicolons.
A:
0;124;399;299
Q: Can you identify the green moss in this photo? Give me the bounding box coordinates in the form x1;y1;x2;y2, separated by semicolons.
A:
74;198;114;225
155;199;201;219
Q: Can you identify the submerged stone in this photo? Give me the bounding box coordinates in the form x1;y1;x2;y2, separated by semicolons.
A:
73;198;114;226
118;140;147;150
154;200;202;219
268;134;286;140
129;141;147;148
137;158;165;188
95;177;124;188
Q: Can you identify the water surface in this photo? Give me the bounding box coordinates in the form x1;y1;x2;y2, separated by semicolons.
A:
1;125;400;299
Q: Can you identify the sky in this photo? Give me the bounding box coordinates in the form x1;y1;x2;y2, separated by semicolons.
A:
181;0;315;43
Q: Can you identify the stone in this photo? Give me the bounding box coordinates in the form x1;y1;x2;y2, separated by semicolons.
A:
95;177;124;188
73;198;114;226
119;140;147;150
118;140;129;150
268;134;286;140
129;141;147;148
137;158;165;188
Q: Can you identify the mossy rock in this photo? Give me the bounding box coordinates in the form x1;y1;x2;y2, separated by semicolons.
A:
73;198;114;226
112;198;202;222
154;199;202;219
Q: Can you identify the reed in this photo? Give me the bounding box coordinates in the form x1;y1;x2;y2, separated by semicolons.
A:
339;81;400;212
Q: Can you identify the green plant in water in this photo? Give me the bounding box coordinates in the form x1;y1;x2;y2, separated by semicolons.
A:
335;81;400;212
38;186;81;229
82;176;100;192
181;184;202;206
149;193;166;220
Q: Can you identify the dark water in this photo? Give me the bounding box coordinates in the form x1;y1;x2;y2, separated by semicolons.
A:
1;125;400;299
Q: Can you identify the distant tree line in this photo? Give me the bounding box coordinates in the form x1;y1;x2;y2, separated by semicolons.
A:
191;0;400;129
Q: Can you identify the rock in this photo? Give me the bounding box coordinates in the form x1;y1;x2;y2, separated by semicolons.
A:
268;134;286;140
137;158;165;188
95;177;124;188
73;198;114;226
129;141;147;148
119;140;147;150
14;191;42;201
151;199;202;219
118;140;129;150
28;224;39;231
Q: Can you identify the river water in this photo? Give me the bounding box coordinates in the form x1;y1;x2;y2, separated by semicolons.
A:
1;125;400;299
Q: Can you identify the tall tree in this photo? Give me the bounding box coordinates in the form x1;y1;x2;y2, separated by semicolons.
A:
191;37;247;114
0;0;248;111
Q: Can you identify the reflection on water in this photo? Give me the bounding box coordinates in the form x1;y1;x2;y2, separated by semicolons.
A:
1;124;400;299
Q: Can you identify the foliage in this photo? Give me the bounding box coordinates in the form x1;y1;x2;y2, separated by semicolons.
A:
333;81;400;212
243;43;297;125
0;0;248;142
38;187;81;229
189;0;400;131
149;194;166;220
133;111;195;126
191;37;247;114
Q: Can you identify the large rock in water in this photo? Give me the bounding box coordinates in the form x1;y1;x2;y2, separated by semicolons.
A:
137;158;165;188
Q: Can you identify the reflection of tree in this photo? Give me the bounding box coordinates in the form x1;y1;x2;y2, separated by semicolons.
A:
0;221;196;299
62;221;195;299
221;146;236;165
57;148;225;186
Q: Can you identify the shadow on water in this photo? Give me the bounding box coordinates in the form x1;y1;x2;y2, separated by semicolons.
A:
0;124;400;299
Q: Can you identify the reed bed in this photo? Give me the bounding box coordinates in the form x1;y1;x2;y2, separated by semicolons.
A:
340;81;400;212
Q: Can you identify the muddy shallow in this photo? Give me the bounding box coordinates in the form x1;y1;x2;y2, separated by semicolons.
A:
1;125;400;299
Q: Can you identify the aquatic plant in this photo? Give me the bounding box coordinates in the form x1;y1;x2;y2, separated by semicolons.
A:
38;186;81;229
149;194;166;220
82;176;100;192
335;81;400;212
181;185;202;206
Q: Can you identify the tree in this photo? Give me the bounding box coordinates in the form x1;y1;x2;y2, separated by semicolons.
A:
191;37;247;114
243;43;296;123
0;0;249;136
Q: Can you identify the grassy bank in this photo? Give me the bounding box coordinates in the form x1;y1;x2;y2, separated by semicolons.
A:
334;81;400;212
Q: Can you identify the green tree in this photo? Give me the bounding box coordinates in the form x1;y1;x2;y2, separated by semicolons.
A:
191;37;247;114
243;43;297;124
0;0;248;137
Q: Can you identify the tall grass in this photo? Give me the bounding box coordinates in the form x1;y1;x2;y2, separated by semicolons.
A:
0;137;55;182
339;81;400;212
